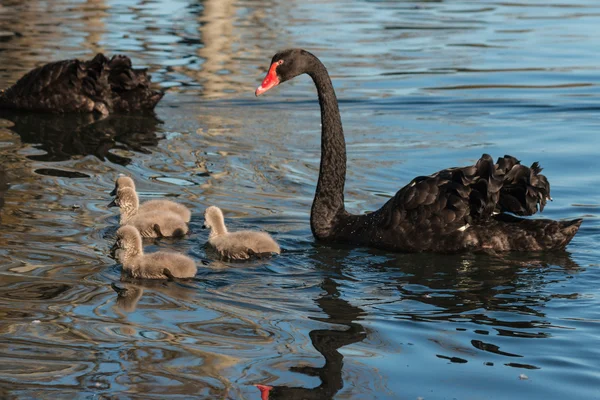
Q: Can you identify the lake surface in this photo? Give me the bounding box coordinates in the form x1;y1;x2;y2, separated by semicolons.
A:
0;0;599;399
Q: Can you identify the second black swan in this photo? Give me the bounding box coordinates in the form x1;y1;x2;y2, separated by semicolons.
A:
255;48;581;253
0;53;163;114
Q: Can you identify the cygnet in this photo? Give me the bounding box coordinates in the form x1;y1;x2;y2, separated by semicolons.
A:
111;225;197;279
203;206;280;260
110;175;191;222
109;187;188;237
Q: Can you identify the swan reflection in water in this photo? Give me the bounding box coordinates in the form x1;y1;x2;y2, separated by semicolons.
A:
255;249;581;399
256;276;367;400
0;110;163;167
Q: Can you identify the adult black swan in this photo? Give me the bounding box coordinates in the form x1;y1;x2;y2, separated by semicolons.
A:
0;54;163;114
255;49;581;253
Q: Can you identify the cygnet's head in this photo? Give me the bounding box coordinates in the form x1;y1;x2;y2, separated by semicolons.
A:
111;225;143;259
110;175;135;196
203;206;228;236
108;187;139;216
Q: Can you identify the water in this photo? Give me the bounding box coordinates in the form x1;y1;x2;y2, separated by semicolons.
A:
0;0;599;398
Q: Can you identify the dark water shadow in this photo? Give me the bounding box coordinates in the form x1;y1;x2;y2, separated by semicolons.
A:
257;276;367;400
259;246;581;398
0;111;164;168
377;250;581;322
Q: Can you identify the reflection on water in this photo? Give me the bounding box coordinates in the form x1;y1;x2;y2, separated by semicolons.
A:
0;112;163;167
112;282;144;313
258;277;367;399
0;0;599;399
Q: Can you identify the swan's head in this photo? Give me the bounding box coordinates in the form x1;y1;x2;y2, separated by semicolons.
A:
111;225;142;260
255;384;274;399
111;175;135;196
256;49;315;96
108;187;139;216
203;206;228;236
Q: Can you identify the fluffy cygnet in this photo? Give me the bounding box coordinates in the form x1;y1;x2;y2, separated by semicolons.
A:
112;225;197;279
109;187;188;237
203;206;280;260
110;176;191;223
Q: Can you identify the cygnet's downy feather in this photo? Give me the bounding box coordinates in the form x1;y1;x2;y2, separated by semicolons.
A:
109;186;188;237
110;176;191;222
203;206;280;260
111;225;197;279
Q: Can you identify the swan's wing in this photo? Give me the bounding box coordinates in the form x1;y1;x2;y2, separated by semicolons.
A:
385;154;549;231
5;54;109;96
0;54;112;112
4;60;80;96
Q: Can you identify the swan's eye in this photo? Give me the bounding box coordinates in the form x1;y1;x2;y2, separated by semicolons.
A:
277;60;284;66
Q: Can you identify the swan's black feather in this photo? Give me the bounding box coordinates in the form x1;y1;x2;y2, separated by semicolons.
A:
390;154;551;226
0;54;163;114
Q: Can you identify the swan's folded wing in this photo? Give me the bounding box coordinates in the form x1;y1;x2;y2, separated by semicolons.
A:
0;55;112;111
385;154;531;232
0;60;82;107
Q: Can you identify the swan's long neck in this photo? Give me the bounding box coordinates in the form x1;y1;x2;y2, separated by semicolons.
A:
308;61;347;239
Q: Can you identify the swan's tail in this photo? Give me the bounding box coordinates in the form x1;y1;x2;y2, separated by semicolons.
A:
557;218;583;249
489;214;582;251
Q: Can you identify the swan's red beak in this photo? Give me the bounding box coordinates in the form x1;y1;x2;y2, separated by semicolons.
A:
255;384;273;400
256;63;280;96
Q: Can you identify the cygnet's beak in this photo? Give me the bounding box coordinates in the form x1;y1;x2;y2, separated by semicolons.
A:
110;187;117;196
201;224;207;229
108;199;118;208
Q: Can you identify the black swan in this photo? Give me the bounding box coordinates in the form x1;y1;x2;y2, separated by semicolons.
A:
0;54;163;114
255;49;581;253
